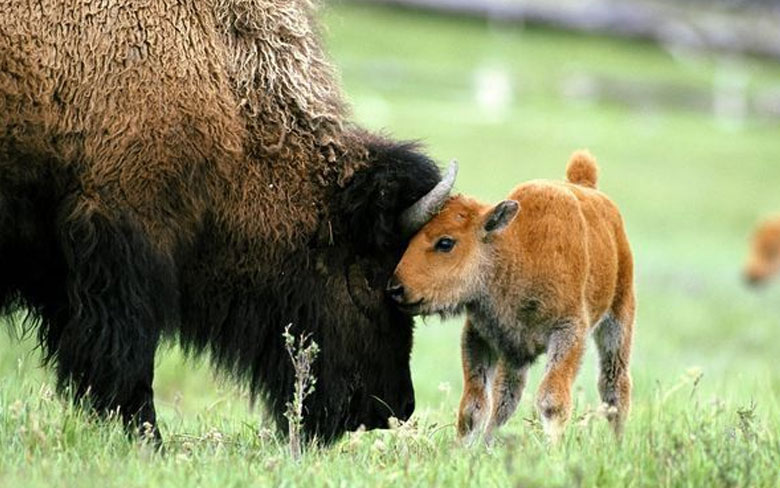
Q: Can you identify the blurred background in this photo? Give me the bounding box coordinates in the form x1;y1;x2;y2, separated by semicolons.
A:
2;0;780;436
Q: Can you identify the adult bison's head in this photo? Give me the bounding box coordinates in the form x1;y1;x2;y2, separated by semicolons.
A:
338;139;458;254
294;138;456;442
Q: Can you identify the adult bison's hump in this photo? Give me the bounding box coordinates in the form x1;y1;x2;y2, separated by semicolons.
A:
0;0;245;171
0;0;355;252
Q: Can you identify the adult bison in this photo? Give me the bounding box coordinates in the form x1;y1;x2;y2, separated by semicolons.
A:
0;0;454;443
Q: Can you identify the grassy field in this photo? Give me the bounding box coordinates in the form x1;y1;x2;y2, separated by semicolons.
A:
3;3;780;486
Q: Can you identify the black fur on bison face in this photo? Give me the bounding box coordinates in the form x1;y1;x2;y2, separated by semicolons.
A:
291;139;445;442
177;140;446;444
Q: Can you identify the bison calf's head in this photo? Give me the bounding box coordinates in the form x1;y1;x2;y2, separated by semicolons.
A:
389;196;519;316
744;216;780;286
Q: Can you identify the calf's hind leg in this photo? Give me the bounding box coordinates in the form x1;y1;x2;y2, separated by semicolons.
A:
536;319;587;443
457;319;496;444
593;301;634;437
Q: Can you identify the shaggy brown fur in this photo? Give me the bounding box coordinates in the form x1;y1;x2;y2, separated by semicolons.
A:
1;0;356;254
390;151;636;443
1;0;443;443
744;216;780;286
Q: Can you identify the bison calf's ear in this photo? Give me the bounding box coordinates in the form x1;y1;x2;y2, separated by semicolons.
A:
483;200;519;235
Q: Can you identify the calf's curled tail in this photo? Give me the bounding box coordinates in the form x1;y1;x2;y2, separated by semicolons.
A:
566;150;599;189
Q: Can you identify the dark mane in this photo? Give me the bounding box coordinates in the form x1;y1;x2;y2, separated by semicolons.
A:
337;137;442;254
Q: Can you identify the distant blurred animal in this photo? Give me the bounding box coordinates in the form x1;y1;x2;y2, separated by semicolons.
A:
388;151;635;443
0;0;456;444
743;217;780;286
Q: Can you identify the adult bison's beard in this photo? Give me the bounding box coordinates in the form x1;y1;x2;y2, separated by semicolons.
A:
174;229;417;444
170;139;440;442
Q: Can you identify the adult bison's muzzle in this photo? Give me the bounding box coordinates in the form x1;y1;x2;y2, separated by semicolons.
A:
342;366;416;433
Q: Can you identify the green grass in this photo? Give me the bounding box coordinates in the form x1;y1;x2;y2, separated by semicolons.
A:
3;3;780;486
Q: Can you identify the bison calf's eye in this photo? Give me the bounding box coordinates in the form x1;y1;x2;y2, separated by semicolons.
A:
434;237;456;253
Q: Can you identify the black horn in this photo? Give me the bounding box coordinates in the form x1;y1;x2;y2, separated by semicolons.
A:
400;160;458;236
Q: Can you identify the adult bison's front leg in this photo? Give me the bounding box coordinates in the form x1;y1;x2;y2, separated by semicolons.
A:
54;196;178;442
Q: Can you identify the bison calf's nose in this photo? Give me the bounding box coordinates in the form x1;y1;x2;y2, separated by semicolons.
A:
386;277;405;303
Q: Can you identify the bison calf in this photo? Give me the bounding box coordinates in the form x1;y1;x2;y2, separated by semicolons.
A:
389;151;635;443
743;216;780;286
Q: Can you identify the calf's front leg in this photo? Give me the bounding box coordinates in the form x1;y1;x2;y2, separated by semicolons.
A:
457;318;496;445
483;358;529;444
